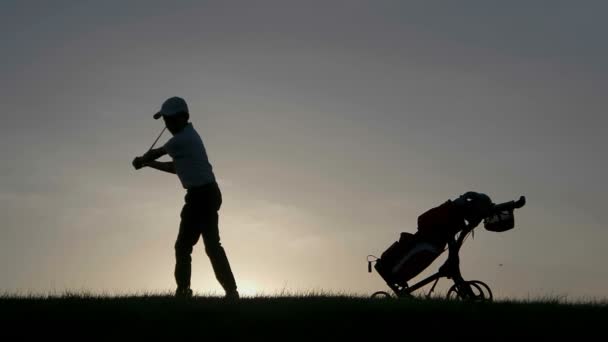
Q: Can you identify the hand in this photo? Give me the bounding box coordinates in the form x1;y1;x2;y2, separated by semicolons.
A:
132;156;145;170
142;149;154;161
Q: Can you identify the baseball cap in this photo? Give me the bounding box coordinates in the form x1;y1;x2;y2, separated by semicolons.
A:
153;96;189;120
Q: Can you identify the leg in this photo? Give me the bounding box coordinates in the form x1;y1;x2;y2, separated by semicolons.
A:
200;210;238;295
174;202;201;294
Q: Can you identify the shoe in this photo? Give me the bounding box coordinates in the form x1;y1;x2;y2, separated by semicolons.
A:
224;290;240;300
175;288;193;298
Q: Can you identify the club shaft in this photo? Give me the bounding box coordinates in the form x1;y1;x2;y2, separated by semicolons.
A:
148;126;167;151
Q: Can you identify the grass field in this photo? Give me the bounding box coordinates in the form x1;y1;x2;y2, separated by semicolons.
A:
1;292;606;339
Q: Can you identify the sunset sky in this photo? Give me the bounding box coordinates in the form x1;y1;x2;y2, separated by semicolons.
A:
1;1;606;300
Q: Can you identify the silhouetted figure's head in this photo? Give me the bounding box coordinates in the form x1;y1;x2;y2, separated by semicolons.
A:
164;112;190;135
454;191;494;226
153;96;191;134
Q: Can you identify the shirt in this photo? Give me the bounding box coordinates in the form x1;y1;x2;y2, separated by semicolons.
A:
163;123;216;189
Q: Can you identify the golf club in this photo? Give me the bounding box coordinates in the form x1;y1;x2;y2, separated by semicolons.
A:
148;126;167;152
133;126;166;170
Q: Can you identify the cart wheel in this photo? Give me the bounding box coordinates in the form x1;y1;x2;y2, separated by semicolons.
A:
467;280;493;302
446;281;490;302
371;291;392;299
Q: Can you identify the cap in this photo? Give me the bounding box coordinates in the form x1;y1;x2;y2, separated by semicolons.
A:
153;96;189;120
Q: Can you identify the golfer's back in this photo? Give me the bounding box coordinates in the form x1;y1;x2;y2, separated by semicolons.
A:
164;123;216;189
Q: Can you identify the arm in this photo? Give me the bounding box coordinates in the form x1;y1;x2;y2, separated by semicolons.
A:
132;147;169;171
141;147;168;163
145;160;176;174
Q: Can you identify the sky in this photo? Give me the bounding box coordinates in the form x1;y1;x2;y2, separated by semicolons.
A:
1;0;606;300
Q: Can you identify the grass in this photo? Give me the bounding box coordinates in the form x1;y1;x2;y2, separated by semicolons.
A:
1;291;606;339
